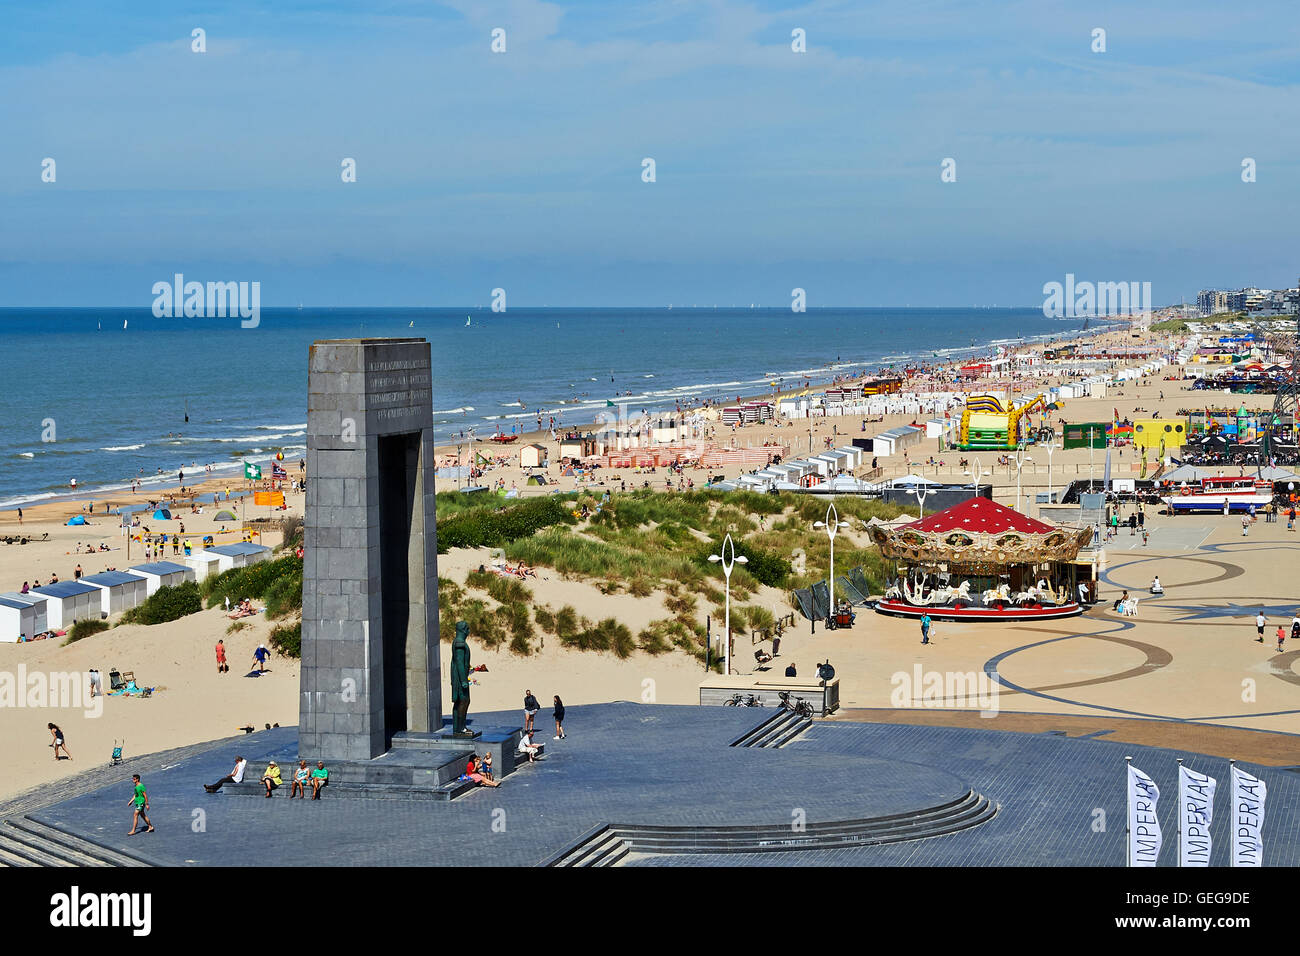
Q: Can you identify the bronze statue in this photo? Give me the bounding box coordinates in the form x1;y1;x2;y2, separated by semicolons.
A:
450;620;471;734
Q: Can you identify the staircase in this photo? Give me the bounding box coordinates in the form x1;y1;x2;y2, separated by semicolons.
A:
546;790;996;865
0;818;152;867
729;709;811;749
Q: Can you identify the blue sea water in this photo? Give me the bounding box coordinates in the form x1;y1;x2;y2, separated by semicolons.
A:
0;307;1094;507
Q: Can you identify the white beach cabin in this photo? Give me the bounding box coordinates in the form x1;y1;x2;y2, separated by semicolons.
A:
128;561;196;596
199;542;272;574
0;595;42;643
184;552;224;582
81;570;149;616
0;592;48;639
30;580;102;629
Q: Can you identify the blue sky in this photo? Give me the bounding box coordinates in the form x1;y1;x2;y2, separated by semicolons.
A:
2;0;1299;306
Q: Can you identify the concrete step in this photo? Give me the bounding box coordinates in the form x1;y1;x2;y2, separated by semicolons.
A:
549;828;630;867
0;830;75;866
610;792;997;853
8;816;151;863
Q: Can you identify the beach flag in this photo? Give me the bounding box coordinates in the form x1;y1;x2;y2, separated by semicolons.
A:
1177;765;1215;867
1230;764;1266;866
1126;762;1162;866
606;400;616;407
243;461;262;480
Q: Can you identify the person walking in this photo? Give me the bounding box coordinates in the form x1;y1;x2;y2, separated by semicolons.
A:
48;723;72;761
126;774;153;835
215;639;227;674
1288;507;1296;531
1277;626;1287;653
1242;514;1251;537
552;695;566;740
523;689;540;733
252;643;270;673
1256;611;1266;643
920;612;932;645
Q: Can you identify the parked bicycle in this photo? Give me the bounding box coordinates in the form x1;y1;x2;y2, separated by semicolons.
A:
723;693;763;707
778;691;815;719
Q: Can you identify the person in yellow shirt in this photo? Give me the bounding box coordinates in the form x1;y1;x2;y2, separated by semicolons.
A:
261;760;282;798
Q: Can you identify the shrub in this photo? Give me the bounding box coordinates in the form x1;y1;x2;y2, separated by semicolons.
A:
554;606;580;643
226;620;249;634
278;515;304;550
465;569;531;605
637;619;677;655
533;605;556;634
203;555;303;608
436;496;575;552
562;617;635;658
121;580;203;625
269;620;301;658
626;576;654;598
65;618;109;644
263;569;303;620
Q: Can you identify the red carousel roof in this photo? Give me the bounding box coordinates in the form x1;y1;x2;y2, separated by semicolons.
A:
905;496;1054;536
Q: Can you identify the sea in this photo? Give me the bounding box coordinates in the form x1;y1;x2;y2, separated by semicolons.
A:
0;307;1100;509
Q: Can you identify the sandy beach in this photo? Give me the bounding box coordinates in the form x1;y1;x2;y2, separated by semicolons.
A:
3;315;1293;803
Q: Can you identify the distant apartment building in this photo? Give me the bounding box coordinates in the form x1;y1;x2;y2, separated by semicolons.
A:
1197;289;1228;314
1198;285;1299;316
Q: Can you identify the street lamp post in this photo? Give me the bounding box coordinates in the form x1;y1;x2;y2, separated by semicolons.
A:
912;484;929;521
1043;441;1059;503
1089;426;1095;492
707;533;747;675
813;502;850;624
964;456;986;499
1014;443;1033;512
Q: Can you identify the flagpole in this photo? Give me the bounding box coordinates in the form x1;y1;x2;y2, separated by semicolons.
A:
1176;757;1183;868
1124;755;1132;868
1229;759;1236;868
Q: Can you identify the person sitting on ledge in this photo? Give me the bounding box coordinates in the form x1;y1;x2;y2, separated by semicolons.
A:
461;755;500;787
205;755;247;793
517;730;542;763
310;761;329;799
291;760;310;799
784;662;797;678
262;760;282;798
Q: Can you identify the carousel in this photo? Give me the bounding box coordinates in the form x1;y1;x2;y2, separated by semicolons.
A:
868;497;1094;622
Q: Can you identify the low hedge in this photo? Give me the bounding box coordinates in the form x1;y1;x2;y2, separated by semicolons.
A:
203;554;303;608
436;496;575;553
65;618;110;644
121;580;202;625
269;620;301;658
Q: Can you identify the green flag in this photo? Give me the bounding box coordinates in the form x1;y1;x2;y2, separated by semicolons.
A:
606;400;616;407
244;461;262;480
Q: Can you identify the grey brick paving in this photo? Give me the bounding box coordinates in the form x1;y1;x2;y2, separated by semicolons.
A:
24;704;1300;867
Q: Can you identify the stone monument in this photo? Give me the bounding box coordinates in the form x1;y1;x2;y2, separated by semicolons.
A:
299;338;441;760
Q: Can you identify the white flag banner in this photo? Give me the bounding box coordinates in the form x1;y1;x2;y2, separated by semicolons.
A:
1178;766;1216;867
1230;765;1267;867
1127;763;1162;866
